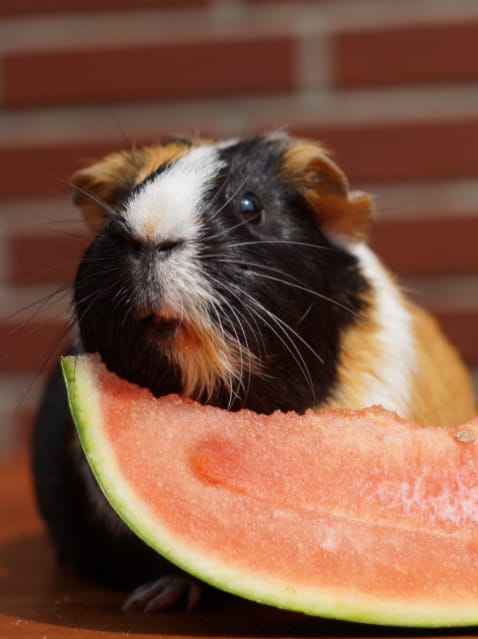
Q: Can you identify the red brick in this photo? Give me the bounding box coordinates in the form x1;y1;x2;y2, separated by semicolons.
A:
0;0;209;16
15;408;36;452
247;0;324;3
294;119;478;182
433;308;478;366
333;20;478;88
0;318;71;373
370;215;478;277
8;230;88;285
4;35;297;108
0;140;128;198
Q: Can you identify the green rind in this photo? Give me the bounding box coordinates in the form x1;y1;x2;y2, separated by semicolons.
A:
61;355;478;628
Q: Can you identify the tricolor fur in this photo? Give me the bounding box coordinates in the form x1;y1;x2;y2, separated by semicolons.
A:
73;133;476;426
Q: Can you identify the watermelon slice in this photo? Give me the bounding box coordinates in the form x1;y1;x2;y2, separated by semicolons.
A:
61;353;478;627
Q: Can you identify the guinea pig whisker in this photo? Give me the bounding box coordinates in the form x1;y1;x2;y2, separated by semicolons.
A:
206;277;261;407
246;300;317;399
208;274;264;346
112;114;137;160
89;282;133;333
23;260;101;285
203;171;231;212
28;223;89;241
209;254;358;319
209;305;240;409
12;313;77;426
217;299;252;410
209;298;247;397
210;270;302;373
73;255;117;264
221;280;318;398
205;156;268;242
3;283;72;323
227;239;340;254
117;290;136;332
254;294;324;367
109;281;130;309
74;284;133;356
4;289;73;394
203;214;257;243
30;218;89;228
234;266;361;320
208;255;307;288
237;112;256;143
76;276;130;313
240;282;322;373
6;294;72;345
74;287;115;329
209;275;264;356
297;303;315;327
71;183;117;219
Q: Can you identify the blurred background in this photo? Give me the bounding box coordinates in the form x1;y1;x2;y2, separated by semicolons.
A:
0;0;477;455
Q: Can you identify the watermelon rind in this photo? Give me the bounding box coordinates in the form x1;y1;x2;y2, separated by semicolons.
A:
61;354;478;628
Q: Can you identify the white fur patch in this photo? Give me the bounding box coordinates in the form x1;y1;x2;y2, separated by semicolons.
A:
350;243;417;418
119;144;251;400
124;145;224;243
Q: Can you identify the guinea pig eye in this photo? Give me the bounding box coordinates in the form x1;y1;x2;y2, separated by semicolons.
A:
239;192;264;224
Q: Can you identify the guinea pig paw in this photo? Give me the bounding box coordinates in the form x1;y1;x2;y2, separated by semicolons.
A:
122;573;202;612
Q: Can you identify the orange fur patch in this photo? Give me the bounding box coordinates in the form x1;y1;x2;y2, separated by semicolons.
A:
282;141;373;240
406;303;476;426
171;315;261;402
326;291;384;412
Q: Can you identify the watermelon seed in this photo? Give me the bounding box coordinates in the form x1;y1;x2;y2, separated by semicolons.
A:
454;429;476;443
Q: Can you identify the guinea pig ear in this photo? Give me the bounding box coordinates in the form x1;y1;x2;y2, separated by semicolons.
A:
283;142;373;241
71;150;142;234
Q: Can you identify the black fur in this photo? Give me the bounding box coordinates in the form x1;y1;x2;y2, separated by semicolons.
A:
33;360;169;589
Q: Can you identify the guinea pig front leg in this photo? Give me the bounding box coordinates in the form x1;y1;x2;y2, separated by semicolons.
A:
75;445;205;612
122;573;203;611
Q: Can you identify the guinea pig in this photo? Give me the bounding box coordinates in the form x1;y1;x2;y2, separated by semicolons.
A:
32;132;477;611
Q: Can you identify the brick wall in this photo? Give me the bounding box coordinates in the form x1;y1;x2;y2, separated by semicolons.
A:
1;0;477;452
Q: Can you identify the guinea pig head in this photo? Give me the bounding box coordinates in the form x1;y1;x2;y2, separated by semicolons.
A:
72;134;371;414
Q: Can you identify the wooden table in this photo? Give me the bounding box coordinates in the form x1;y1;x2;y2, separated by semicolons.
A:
0;454;474;639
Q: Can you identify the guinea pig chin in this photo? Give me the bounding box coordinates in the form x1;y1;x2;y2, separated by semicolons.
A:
171;318;253;400
127;271;259;399
135;301;257;402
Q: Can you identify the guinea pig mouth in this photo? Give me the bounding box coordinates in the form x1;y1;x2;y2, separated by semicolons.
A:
142;312;183;342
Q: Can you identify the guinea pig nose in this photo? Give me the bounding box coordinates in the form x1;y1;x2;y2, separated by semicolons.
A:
156;239;182;259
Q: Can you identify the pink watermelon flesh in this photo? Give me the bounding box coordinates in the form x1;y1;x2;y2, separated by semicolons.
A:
62;354;478;627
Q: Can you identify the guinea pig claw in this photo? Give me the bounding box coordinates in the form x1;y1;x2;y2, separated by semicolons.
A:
122;574;202;612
